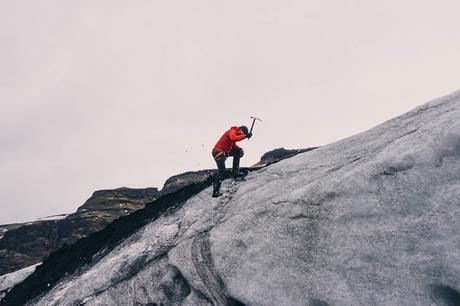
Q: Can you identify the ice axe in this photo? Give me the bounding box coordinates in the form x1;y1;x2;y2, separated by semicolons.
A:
249;116;262;135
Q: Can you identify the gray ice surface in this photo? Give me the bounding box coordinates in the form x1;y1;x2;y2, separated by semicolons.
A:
32;90;460;305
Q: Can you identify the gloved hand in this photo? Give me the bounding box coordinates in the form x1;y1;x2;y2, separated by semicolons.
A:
246;132;253;139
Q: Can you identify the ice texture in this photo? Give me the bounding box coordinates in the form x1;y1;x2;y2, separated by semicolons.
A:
0;264;40;301
31;90;460;305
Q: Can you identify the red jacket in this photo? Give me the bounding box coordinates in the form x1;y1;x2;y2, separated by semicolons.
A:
213;126;246;154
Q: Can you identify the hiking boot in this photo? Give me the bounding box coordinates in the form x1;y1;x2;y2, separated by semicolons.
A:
232;170;247;180
212;191;223;198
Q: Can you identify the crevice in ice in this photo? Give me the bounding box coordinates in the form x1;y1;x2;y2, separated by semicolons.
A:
155;265;192;305
81;254;170;304
191;231;226;304
190;231;244;306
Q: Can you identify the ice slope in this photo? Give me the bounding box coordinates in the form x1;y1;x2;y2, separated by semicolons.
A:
31;91;460;305
0;264;40;301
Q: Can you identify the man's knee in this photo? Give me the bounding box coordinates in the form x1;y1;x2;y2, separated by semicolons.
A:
231;147;244;158
215;154;226;162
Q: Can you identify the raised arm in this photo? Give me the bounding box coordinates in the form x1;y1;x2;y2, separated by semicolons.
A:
228;129;246;141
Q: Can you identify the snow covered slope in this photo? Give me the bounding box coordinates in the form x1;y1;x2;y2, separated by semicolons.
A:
0;264;40;301
7;91;460;305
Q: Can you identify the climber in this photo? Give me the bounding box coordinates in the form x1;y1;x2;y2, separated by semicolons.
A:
211;126;252;198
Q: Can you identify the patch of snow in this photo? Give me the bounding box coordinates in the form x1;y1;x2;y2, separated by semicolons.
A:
81;295;95;304
0;228;8;240
0;263;41;301
36;214;69;221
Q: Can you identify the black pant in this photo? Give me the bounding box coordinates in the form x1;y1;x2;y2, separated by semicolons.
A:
212;147;244;194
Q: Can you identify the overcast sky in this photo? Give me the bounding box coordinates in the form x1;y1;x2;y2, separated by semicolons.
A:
1;0;460;224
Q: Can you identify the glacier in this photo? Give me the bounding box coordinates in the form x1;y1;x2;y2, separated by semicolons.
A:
4;91;460;305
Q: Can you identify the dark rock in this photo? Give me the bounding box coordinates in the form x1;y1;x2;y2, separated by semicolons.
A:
0;224;22;236
252;147;318;168
0;187;159;276
161;170;215;195
78;187;159;212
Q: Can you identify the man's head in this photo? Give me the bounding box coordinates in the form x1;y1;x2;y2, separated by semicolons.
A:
239;126;249;135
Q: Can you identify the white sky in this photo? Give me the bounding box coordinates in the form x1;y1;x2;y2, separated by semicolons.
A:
1;0;459;224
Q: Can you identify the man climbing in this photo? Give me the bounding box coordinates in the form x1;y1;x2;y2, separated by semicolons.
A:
212;126;252;198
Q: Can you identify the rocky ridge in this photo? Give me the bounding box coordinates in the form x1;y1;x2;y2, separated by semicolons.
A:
0;187;160;276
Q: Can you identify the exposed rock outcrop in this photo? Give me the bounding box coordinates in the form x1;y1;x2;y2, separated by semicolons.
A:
0;187;160;276
252;147;318;168
161;170;215;195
